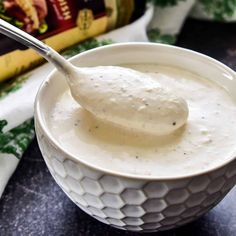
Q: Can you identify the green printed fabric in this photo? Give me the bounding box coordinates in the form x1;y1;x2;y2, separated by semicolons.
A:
0;119;34;159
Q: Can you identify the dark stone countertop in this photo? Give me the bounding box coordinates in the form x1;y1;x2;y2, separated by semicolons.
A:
0;19;236;236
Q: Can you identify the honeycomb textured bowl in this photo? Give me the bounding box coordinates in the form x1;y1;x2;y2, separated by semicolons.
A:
35;43;236;232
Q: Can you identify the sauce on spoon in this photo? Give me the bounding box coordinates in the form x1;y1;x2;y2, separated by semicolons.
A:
67;65;189;136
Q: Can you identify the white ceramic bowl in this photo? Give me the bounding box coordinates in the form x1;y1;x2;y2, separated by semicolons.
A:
35;43;236;232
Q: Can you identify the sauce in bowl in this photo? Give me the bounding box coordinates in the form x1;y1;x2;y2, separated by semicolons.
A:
48;64;236;177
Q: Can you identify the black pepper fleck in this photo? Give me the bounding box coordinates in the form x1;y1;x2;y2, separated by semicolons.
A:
184;152;187;155
95;126;99;129
135;156;139;159
172;122;176;126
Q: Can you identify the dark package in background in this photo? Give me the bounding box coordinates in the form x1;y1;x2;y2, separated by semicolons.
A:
0;0;146;82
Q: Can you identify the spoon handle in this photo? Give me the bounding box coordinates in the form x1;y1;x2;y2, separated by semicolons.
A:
0;19;72;74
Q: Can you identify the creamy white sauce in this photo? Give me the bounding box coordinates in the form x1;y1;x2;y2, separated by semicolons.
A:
48;64;236;177
69;66;188;136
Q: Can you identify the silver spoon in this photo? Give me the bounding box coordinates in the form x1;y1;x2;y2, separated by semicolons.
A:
0;19;188;136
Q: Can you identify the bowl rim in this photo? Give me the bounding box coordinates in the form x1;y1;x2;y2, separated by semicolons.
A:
35;42;236;181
